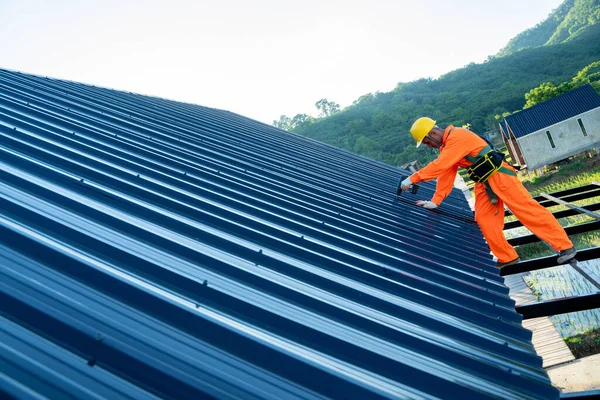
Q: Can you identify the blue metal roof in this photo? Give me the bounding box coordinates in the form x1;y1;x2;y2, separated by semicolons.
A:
0;69;558;399
505;84;600;138
499;120;509;140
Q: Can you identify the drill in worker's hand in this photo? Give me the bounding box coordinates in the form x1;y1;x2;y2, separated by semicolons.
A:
396;175;419;196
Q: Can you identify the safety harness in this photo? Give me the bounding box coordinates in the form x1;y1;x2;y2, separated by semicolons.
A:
465;145;516;183
465;145;516;207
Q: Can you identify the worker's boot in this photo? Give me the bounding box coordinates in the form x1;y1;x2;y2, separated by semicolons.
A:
496;257;520;269
557;247;577;264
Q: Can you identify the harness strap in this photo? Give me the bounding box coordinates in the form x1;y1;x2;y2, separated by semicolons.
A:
462;136;517;212
466;145;517;178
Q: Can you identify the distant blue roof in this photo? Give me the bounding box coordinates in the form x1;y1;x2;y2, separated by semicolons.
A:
505;84;600;138
0;68;559;399
499;120;509;140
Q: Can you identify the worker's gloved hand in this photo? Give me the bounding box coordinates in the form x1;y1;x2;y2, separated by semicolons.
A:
416;200;438;209
400;177;413;191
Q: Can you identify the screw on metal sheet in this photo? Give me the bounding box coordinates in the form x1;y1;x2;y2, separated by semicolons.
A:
202;280;208;287
258;249;263;254
87;333;104;367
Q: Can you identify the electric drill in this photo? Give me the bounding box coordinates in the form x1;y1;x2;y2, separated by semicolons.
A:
396;175;419;196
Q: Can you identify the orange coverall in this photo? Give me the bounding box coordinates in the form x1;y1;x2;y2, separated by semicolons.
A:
409;125;573;263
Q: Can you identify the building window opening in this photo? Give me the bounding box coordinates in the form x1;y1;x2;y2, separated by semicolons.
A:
546;130;556;149
578;118;588;137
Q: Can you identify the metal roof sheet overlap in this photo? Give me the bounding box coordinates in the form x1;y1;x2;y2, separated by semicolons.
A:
0;69;558;399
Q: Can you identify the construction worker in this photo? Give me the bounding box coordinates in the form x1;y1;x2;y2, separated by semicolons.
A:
400;117;577;268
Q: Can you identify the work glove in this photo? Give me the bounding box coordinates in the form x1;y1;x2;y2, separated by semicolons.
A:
416;200;438;209
400;177;413;191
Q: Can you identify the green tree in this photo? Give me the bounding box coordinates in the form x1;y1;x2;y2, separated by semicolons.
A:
315;98;340;118
352;92;377;106
291;113;314;129
571;60;600;90
353;135;378;154
273;115;292;130
497;0;600;57
524;59;600;108
524;82;563;108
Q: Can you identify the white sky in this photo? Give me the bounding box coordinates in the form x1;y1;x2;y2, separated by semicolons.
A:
0;0;564;124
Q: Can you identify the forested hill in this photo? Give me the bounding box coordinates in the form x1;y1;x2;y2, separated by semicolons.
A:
281;0;600;167
497;0;600;57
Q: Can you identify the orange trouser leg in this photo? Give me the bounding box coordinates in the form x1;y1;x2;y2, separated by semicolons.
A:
474;184;519;262
489;172;573;252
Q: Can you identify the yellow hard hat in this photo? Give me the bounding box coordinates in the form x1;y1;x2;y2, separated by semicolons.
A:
410;117;436;148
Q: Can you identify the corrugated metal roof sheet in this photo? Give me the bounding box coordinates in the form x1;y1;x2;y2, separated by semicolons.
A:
0;68;559;399
505;83;600;138
499;120;509;140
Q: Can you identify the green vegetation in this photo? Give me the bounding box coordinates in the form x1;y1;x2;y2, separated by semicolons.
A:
522;158;600;193
274;0;600;168
495;1;572;57
497;0;600;57
564;328;600;358
273;98;340;130
523;61;600;108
